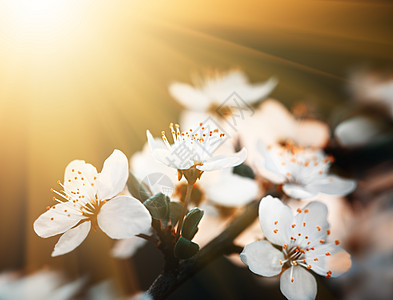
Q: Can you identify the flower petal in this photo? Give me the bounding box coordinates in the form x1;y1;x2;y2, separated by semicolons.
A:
197;148;247;171
293;201;329;248
256;141;286;182
169;82;211;111
305;244;351;278
205;172;258;207
237;77;278;104
111;236;147;259
51;221;91;257
34;203;82;238
305;175;356;197
259;195;293;246
296;120;330;148
280;266;317;300
97;150;129;200
97;196;152;239
240;240;284;277
282;183;317;200
64;160;98;193
146;130;193;170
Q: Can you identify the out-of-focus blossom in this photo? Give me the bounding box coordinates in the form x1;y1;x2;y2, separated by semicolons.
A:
334;116;389;148
147;123;246;173
239;99;329;162
34;150;152;256
0;270;84;300
111;236;148;259
169;70;277;129
257;143;356;199
241;196;351;300
348;67;393;118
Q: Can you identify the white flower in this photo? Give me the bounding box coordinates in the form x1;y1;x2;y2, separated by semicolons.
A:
257;143;356;200
33;150;152;257
132;140;257;207
241;196;352;300
239;99;329;162
169;69;277;112
146;123;247;173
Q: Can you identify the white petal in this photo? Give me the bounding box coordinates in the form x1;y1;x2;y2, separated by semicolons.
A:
197;148;247;171
305;175;356;197
259;195;293;246
280;266;317;300
146;130;193;170
305;244;351;278
237;77;278;104
283;183;317;200
111;236;147;259
240;240;284;277
64;160;98;192
206;172;258;207
97;150;129;200
293;201;330;248
296;120;330;148
34;203;82;238
97;196;152;239
335;117;383;148
146;130;166;152
51;221;91;257
169;82;211;111
256;141;286;182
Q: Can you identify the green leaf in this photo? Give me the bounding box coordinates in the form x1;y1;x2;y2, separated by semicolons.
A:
143;193;170;220
233;163;255;179
169;202;184;226
181;208;204;240
128;172;151;202
174;236;199;259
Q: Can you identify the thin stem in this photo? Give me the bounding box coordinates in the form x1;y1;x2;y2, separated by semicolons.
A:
176;183;193;240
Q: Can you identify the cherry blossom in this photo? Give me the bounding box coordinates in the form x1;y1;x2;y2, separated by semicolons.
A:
34;150;152;256
241;196;352;300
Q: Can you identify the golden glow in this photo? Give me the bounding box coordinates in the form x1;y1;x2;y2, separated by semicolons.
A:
0;0;93;45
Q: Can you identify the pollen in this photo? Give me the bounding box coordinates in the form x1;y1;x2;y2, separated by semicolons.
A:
291;277;294;283
327;229;331;235
50;217;54;221
335;240;340;245
274;229;278;234
304;209;309;213
314;258;319;261
316;226;321;231
283;244;288;249
292;224;296;228
320;240;325;243
297;208;302;213
325;252;331;256
307;265;312;269
303;222;306;227
280;260;283;265
274;221;278;225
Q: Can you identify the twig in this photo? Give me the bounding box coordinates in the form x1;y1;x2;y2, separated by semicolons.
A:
147;199;260;299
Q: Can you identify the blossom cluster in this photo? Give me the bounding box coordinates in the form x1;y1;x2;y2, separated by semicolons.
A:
32;69;359;300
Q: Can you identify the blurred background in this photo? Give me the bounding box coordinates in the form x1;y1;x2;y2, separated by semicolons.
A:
0;0;392;299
